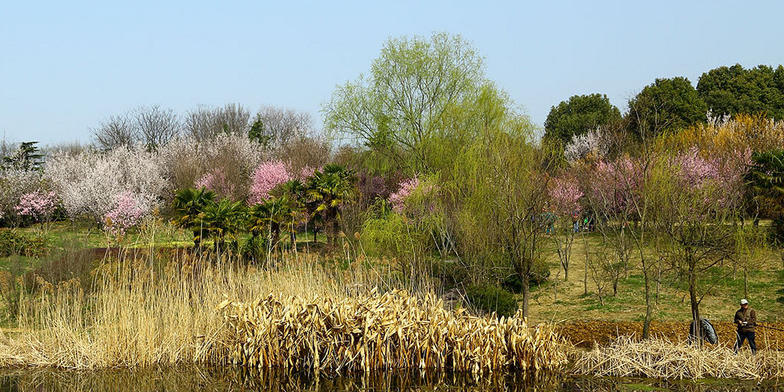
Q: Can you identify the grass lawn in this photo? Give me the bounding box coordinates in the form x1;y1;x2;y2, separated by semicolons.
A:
527;229;784;324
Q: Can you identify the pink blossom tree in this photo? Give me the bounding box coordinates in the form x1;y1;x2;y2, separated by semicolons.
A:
389;176;436;215
15;190;59;231
103;191;148;237
195;168;237;200
249;160;292;205
388;176;421;214
0;169;45;226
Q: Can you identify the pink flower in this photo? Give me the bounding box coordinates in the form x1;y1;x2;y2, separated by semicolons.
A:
549;174;583;215
249;160;292;204
298;166;317;181
103;191;147;236
586;157;641;214
195;168;236;198
15;190;58;221
388;176;435;214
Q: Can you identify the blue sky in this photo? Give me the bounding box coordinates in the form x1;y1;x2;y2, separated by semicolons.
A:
2;0;782;145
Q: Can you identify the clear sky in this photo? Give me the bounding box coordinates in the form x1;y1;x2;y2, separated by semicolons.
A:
2;0;782;145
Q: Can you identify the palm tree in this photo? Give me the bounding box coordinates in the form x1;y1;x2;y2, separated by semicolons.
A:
196;199;246;253
271;180;307;249
307;164;358;246
172;187;216;249
248;197;292;253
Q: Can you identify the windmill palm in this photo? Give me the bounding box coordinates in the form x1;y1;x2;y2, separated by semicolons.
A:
196;199;246;253
172;187;216;249
306;164;358;246
271;180;308;249
248;196;293;252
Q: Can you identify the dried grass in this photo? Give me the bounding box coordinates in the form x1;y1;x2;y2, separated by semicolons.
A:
0;250;570;374
0;252;350;369
215;289;570;374
573;337;784;380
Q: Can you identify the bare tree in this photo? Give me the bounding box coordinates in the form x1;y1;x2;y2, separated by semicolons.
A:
91;114;138;150
251;105;313;148
135;105;180;150
184;104;250;141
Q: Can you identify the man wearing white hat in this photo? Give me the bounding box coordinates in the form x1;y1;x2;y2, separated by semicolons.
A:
733;298;757;354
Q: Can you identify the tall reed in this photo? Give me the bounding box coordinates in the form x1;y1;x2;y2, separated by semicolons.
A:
2;250;351;368
0;248;569;373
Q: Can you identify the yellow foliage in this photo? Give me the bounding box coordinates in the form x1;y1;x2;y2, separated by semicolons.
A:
658;114;784;157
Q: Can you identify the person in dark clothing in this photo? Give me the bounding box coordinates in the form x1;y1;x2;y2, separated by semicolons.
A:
734;298;757;354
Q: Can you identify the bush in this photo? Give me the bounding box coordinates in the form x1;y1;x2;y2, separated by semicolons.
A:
465;284;517;318
0;229;46;257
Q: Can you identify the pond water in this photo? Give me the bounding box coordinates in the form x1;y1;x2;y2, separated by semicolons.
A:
0;367;781;391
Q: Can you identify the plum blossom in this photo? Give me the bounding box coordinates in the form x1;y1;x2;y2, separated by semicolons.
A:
15;190;58;222
388;176;435;214
564;129;610;164
0;169;45;221
103;191;149;236
195;168;236;199
45;145;167;222
585;157;641;214
249;160;292;204
549;174;583;215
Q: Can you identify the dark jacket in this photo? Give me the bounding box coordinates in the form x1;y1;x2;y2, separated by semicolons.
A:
734;307;756;333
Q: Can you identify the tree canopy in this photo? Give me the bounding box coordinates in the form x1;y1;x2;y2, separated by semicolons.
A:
626;77;707;139
544;93;621;145
324;32;500;174
697;64;784;119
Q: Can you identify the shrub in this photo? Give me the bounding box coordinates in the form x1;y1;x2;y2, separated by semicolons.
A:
465;284;517;318
0;229;46;257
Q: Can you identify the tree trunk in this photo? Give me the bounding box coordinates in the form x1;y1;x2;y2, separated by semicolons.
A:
743;270;748;299
583;234;589;296
689;262;702;346
521;273;530;319
642;266;652;339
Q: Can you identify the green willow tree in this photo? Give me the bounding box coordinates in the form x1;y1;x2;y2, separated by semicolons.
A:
746;149;784;241
323;32;488;175
452;114;555;318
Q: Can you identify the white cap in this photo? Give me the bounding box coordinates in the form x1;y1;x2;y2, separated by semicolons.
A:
740;299;748;305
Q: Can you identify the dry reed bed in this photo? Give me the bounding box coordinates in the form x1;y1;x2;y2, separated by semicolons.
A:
0;253;347;369
214;289;570;374
559;320;784;350
573;337;784;380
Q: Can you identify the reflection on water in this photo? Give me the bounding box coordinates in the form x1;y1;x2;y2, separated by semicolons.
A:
0;367;781;391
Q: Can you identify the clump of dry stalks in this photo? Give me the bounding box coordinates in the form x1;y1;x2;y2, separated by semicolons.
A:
214;289;570;374
0;251;570;375
574;337;784;380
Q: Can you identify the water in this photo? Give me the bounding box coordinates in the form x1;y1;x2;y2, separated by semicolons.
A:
0;367;781;391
